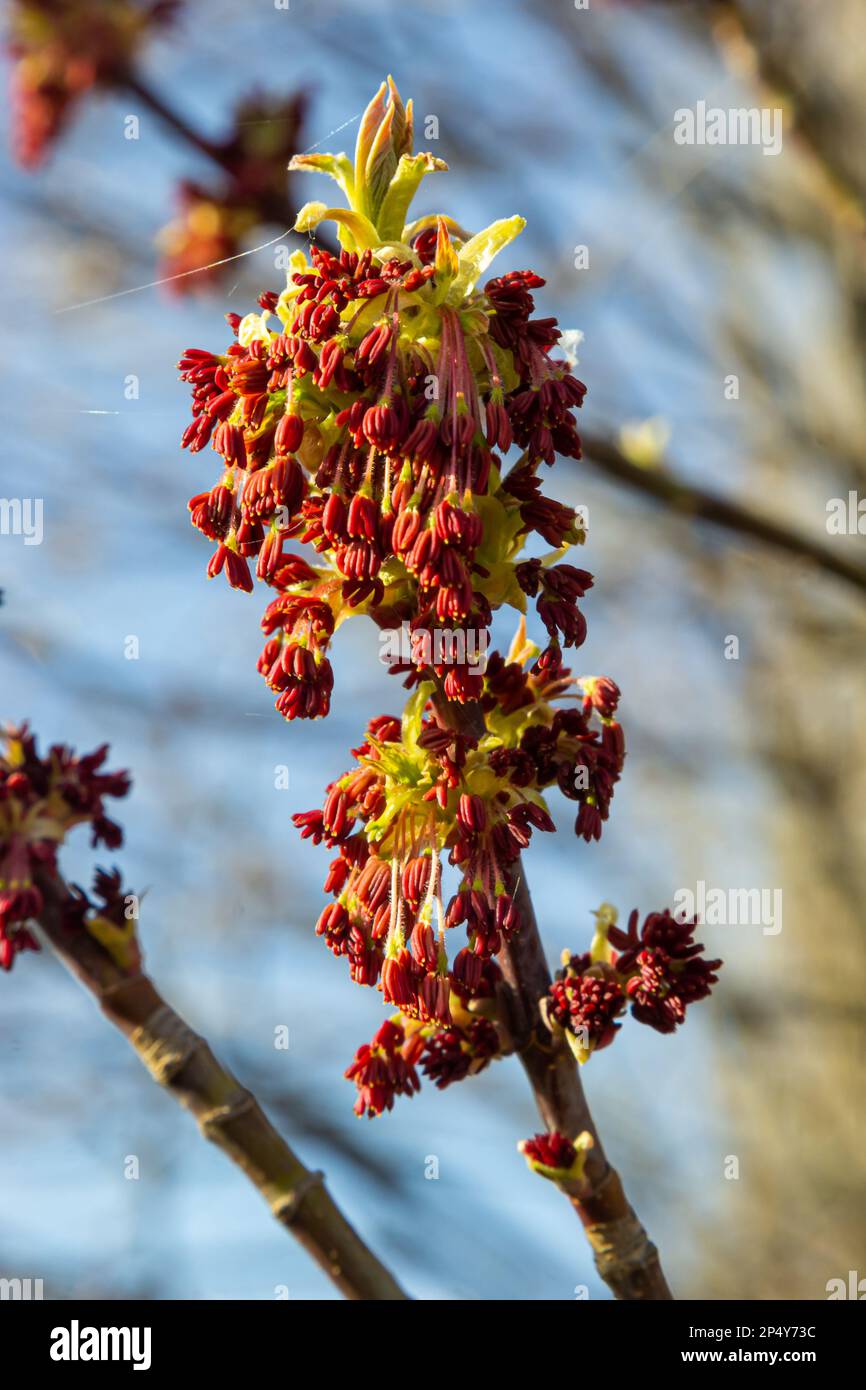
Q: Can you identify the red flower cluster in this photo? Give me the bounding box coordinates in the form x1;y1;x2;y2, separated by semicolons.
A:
484;652;625;843
177;82;588;721
7;0;178;167
519;1131;579;1172
293;705;530;1011
610;907;723;1034
0;724;130;969
345;1013;502;1117
292;587;624;1109
543;907;722;1061
344;1018;422;1118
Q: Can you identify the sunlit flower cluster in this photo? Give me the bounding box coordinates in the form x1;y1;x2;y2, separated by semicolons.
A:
175;80;721;1119
177;78;589;722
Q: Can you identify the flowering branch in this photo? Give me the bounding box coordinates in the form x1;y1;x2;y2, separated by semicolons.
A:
0;726;407;1301
170;79;725;1300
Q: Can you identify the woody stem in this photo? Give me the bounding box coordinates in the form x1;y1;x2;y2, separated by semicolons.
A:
34;873;409;1302
435;691;673;1301
117;69;335;241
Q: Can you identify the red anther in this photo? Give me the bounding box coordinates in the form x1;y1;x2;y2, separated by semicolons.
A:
404;416;439;463
322;492;348;545
392;507;422;555
205;390;237;422
402;856;431;907
484;398;513;451
338;539;382;580
406;527;442;577
207;543;253;593
435;576;473;623
316;901;348;939
409;920;438;973
457;793;487;832
355;322;391;366
354;277;389;299
275;412;304;455
293;340;318;374
212;422;246;468
271;455;305;514
418;973;452;1026
445;892;468;929
347;494;378;541
314;338;345;388
323;787;349;837
310;301;340;338
438;547;467;588
382;949;418;1011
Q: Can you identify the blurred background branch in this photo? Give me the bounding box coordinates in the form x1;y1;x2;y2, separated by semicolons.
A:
580;432;866;595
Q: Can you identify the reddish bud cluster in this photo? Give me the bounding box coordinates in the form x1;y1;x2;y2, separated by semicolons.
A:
545;954;626;1054
7;0;178;167
0;724;130;970
345;1013;502;1117
519;1131;578;1172
543;908;722;1059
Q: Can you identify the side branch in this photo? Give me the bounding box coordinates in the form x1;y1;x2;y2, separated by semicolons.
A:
437;694;673;1300
501;874;672;1300
35;876;408;1302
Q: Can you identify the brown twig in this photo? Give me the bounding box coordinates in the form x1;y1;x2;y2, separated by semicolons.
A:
117;70;329;235
34;874;409;1302
580;433;866;597
433;692;673;1300
121;70;230;170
